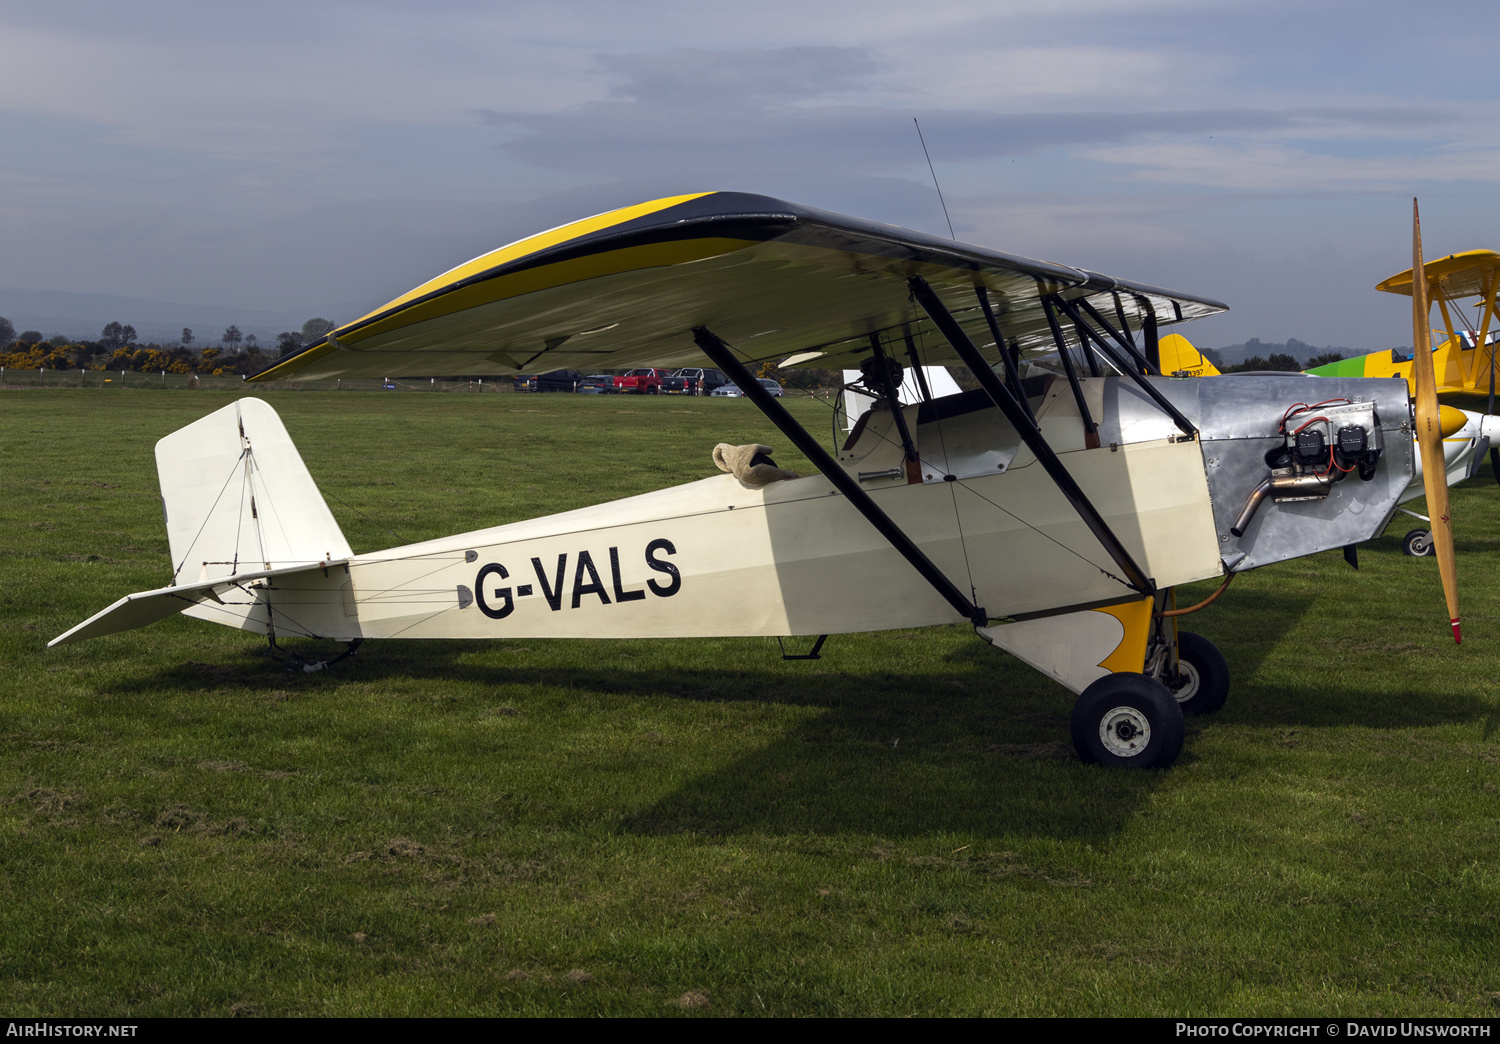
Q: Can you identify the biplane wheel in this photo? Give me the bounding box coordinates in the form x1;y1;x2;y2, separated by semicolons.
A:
1402;529;1434;557
1166;631;1229;716
1070;674;1184;769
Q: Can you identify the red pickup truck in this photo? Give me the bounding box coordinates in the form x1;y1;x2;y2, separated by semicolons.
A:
614;367;670;394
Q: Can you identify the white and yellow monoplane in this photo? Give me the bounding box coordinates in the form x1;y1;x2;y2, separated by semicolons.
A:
50;193;1457;768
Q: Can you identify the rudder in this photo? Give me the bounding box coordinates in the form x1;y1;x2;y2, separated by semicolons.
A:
156;398;351;586
1158;333;1220;377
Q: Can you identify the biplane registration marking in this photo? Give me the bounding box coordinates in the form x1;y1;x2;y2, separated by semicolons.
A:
474;539;681;620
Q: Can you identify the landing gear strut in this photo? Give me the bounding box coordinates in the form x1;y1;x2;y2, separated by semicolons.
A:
1164;631;1230;716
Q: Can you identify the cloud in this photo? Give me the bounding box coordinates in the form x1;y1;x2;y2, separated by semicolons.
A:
1084;140;1500;190
0;10;603;160
477;45;1463;192
954;193;1202;259
1;2;1497;352
595;46;882;107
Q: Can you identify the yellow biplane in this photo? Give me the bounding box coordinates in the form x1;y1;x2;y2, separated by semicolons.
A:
1307;250;1500;435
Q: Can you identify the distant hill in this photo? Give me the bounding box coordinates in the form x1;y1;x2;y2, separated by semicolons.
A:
1202;338;1361;370
0;288;380;346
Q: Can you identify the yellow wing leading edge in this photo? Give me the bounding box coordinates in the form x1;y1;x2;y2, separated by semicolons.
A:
250;191;1228;384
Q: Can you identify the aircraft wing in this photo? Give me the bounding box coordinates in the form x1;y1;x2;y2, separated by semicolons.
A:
251;192;1226;382
1376;249;1500;301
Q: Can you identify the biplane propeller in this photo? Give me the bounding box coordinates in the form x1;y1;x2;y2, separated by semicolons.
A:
1409;201;1462;643
48;192;1436;766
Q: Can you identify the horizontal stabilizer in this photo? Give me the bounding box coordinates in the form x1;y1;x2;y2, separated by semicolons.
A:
48;560;347;647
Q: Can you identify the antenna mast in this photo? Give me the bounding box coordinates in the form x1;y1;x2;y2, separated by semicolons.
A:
914;118;955;241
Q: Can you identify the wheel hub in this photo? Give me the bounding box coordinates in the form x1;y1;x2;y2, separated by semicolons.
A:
1169;661;1201;704
1099;706;1152;757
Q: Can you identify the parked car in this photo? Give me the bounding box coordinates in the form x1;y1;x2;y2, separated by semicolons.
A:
615;367;669;394
662;367;731;395
512;369;584;393
712;377;785;398
579;374;616;394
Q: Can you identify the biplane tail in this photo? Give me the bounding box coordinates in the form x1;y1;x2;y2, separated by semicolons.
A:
1158;333;1220;377
49;399;351;647
155;397;350;586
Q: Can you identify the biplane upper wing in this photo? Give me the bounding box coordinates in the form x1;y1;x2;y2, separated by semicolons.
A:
251;192;1226;382
1375;249;1500;301
1308;249;1500;411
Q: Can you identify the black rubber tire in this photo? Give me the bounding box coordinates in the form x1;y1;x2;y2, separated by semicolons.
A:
1403;529;1433;557
1166;631;1230;716
1070;673;1185;769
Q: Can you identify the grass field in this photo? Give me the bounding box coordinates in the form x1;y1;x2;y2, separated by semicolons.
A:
2;388;1498;1017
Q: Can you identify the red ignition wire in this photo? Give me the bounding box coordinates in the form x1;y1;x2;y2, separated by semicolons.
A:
1280;398;1352;434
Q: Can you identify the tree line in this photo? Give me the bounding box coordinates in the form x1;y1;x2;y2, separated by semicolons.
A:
1203;337;1348;373
0;317;336;375
0;313;1360;382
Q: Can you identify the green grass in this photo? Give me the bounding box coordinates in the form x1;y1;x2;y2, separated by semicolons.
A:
2;388;1499;1016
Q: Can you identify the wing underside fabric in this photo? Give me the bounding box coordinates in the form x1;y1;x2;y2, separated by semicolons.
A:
251;191;1227;383
1376;249;1500;300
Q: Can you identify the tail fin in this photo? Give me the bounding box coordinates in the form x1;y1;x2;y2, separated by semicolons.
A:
157;398;351;585
1158;333;1220;377
51;399;351;647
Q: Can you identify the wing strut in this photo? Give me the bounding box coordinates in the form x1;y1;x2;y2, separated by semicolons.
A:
866;333;920;474
1133;295;1162;372
1051;295;1198;439
902;328;935;402
1038;294;1101;449
975;287;1034;423
1111;293;1143;371
907;276;1154;597
1041;289;1103;380
1077;297;1160;376
692;326;989;627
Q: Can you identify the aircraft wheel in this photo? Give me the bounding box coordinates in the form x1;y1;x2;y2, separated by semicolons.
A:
1070;673;1184;769
1165;631;1229;716
1403;529;1434;557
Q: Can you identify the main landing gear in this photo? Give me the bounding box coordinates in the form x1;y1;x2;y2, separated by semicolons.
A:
1067;611;1231;770
1164;631;1230;716
1071;673;1184;769
985;592;1232;769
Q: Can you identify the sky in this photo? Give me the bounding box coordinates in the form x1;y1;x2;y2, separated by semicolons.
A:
2;0;1498;350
